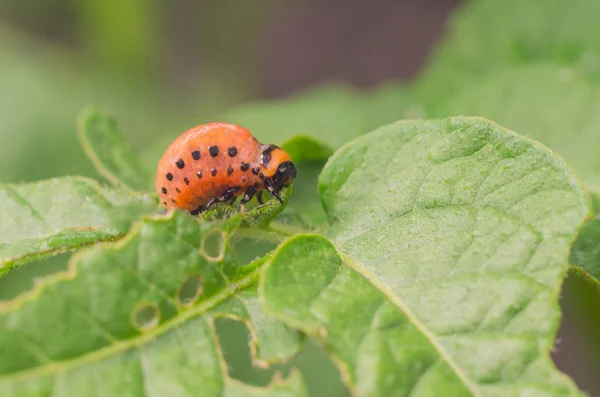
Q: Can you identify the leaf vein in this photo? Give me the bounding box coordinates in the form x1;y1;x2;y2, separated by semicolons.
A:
1;185;54;232
340;253;479;395
406;359;439;397
109;250;181;312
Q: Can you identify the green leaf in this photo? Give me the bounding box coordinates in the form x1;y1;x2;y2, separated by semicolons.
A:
78;108;153;192
430;64;600;188
570;189;600;284
422;62;600;287
0;211;305;396
415;0;600;111
0;176;156;275
279;136;333;165
262;118;591;396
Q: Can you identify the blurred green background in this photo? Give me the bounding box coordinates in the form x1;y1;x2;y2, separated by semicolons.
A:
1;0;599;395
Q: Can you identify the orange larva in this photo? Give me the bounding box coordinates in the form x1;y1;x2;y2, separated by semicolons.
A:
155;122;297;215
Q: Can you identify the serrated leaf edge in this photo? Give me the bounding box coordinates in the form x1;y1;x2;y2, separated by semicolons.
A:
214;294;305;369
0;210;265;384
207;309;305;396
0;176;157;274
76;107;149;195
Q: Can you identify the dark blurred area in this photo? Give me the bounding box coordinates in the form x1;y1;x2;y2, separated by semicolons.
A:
0;0;457;185
1;0;599;395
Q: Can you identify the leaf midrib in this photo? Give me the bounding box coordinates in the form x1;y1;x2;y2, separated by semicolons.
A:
336;250;480;396
1;185;54;232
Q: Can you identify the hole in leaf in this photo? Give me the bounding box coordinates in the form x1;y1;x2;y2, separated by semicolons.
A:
177;274;203;307
215;318;348;395
132;303;160;331
200;228;227;262
216;317;282;386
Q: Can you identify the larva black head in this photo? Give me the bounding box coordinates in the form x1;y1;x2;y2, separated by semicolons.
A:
268;161;297;192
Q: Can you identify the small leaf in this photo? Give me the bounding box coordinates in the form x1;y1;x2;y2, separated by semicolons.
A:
0;176;156;274
262;118;590;395
0;211;305;396
280;136;333;164
570;189;600;284
78;108;152;192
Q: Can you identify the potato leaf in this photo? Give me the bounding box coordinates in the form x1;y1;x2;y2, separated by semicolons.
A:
427;65;600;285
0;177;156;275
262;118;590;396
0;211;305;396
78;108;153;192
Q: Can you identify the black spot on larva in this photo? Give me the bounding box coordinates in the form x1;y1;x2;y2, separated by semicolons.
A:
166;173;173;181
161;187;167;194
209;146;219;157
176;187;181;194
240;162;250;171
176;159;185;169
163;201;167;205
228;146;238;157
171;198;177;204
191;150;201;160
241;175;247;183
260;144;279;166
259;173;265;179
211;168;217;177
252;166;260;175
227;166;234;177
184;177;190;185
196;170;203;179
